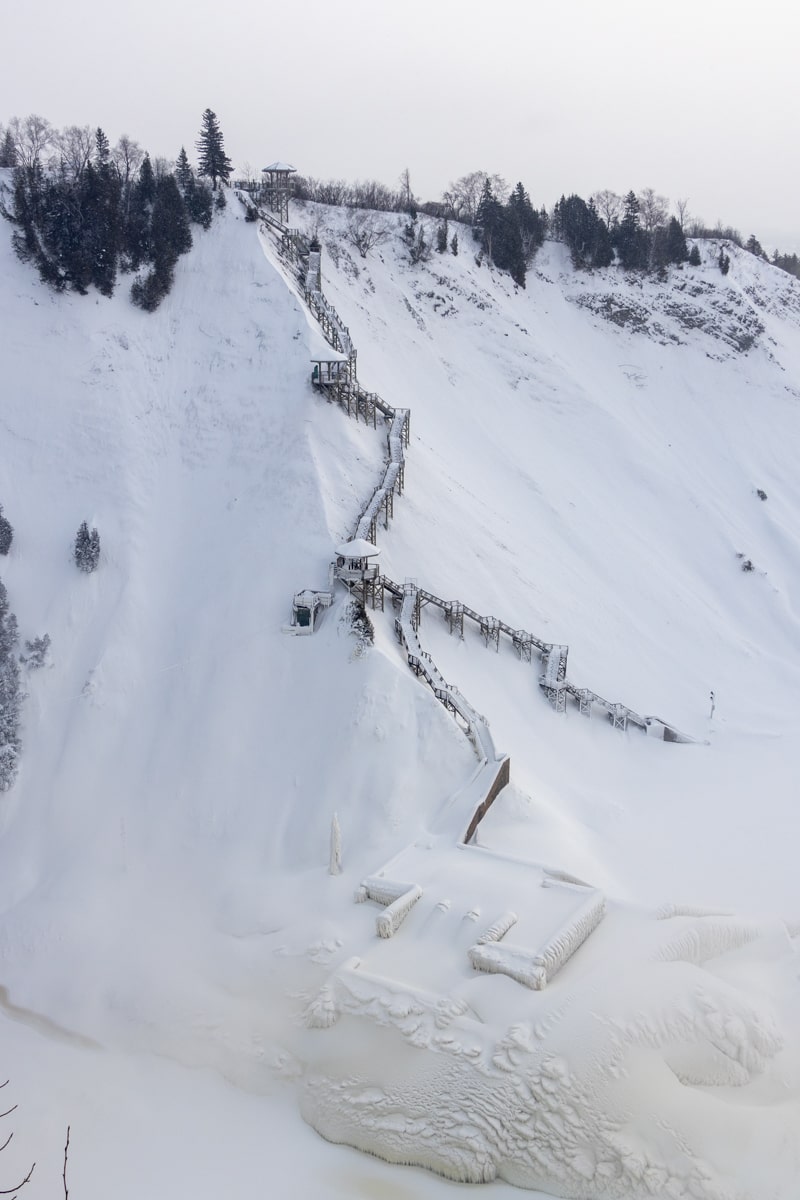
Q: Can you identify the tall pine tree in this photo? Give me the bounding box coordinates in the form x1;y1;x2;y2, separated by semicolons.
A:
196;110;232;190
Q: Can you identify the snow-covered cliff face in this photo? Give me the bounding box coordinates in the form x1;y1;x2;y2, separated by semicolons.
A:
0;181;799;1200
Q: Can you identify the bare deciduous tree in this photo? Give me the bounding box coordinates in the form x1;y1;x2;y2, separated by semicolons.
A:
0;1080;34;1195
350;179;400;211
10;114;54;169
637;187;669;234
55;125;94;180
674;196;691;231
443;171;509;223
62;1125;70;1200
398;166;415;213
591;189;622;230
112;134;143;187
344;209;391;258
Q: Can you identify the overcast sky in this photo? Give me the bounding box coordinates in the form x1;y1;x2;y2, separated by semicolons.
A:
3;0;798;249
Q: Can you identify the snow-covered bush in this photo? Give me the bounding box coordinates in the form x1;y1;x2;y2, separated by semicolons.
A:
0;506;12;555
20;633;50;669
348;599;374;646
74;521;100;572
0;578;21;791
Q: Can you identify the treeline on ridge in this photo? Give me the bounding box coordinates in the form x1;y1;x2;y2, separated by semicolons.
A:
291;168;799;288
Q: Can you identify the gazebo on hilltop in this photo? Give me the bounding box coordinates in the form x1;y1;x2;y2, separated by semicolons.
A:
261;162;296;223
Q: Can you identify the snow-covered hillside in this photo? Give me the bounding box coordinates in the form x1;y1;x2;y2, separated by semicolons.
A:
0;178;799;1199
296;203;800;913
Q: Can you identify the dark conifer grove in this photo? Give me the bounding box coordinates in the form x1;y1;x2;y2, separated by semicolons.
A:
2;115;217;310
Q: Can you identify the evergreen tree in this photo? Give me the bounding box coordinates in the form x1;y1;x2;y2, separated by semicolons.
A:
0;578;21;791
450;232;458;256
130;267;171;311
196;109;232;190
184;175;213;228
74;522;100;572
151;174;192;268
94;127;110;166
475;178;501;257
175;146;192;190
615;190;647;269
84;146;123;295
137;153;156;204
507;182;545;263
718;248;730;275
492;208;526;286
123;155;155;271
0;129;16;168
436;218;448;253
590;206;614;268
665;216;689;264
10;164;66;291
745;233;766;258
689;243;701;266
553;194;610;269
0;507;12;556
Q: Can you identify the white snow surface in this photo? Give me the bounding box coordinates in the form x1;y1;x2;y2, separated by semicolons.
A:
0;179;798;1198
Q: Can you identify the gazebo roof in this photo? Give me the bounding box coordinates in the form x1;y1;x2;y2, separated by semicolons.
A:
336;538;380;558
262;162;296;173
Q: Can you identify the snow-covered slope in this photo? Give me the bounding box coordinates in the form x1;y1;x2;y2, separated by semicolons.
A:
1;181;799;1199
297;204;800;913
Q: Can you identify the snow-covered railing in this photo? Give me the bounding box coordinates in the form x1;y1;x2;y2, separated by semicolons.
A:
356;876;424;938
306;249;321;294
394;581;499;771
468;890;606;990
353;409;409;543
476;911;518;945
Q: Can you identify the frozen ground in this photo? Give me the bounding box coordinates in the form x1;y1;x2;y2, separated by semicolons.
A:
0;176;798;1197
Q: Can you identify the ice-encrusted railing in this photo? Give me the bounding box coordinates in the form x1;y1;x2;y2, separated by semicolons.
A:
252;195;697;744
356;877;424;939
354;409;410;544
468;892;607;990
394;581;498;766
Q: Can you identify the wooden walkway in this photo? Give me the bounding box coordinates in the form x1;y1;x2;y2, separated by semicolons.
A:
245;192;697;746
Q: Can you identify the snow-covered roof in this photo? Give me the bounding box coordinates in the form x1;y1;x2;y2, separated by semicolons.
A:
262;162;296;173
307;319;347;362
336;538;380;558
310;345;347;363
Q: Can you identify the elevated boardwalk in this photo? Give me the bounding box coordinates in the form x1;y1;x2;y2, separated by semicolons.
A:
245;190;698;748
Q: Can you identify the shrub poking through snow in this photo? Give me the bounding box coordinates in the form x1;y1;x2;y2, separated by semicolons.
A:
20;633;50;669
0;506;13;556
0;578;21;791
757;488;768;501
74;521;100;572
347;599;374;651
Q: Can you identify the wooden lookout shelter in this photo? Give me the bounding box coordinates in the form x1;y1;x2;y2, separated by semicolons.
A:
261;162;296;224
311;348;350;404
333;538;381;607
